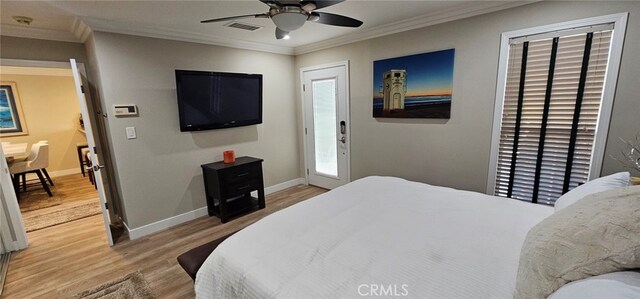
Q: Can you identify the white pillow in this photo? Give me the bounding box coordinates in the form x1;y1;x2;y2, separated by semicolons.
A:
554;172;630;211
515;185;640;298
549;271;640;299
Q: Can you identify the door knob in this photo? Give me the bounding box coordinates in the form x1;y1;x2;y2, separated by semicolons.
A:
92;165;106;171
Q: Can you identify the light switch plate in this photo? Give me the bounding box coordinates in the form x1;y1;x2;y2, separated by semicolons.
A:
126;127;136;139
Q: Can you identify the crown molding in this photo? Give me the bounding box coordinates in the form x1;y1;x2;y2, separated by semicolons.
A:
71;17;92;43
82;17;295;55
0;23;80;43
293;1;538;55
0;1;535;55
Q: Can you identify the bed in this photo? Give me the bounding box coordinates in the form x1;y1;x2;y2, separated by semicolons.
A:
195;176;554;298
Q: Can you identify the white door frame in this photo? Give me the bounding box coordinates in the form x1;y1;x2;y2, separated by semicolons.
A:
0;58;114;246
300;60;351;187
0;146;28;251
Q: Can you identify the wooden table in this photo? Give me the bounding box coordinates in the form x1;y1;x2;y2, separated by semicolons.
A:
2;142;28;158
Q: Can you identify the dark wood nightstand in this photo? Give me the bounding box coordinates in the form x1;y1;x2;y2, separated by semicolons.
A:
201;156;265;223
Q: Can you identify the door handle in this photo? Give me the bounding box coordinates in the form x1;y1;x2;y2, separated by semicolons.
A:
92;165;106;171
339;136;346;144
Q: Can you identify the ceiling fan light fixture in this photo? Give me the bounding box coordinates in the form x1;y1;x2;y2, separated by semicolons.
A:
201;0;363;40
271;12;307;31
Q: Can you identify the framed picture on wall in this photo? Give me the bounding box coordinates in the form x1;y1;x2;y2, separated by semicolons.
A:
0;82;29;137
373;49;455;119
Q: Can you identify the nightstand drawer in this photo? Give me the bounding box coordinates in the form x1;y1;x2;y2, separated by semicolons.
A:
222;163;261;184
225;178;261;198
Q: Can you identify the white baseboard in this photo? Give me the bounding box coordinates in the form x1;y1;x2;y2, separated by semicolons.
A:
127;207;209;240
126;177;306;240
251;177;306;197
48;168;81;177
122;221;130;232
22;168;80;179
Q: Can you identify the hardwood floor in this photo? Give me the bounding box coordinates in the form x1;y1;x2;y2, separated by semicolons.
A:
17;173;100;232
19;173;98;212
3;184;326;298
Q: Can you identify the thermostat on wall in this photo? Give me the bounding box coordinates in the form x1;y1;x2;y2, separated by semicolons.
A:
113;104;138;117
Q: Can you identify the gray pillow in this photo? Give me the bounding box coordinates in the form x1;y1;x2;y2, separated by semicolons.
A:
515;185;640;299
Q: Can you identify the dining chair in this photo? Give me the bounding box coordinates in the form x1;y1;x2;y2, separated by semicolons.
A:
9;143;53;197
13;140;47;161
36;141;53;186
77;143;89;177
13;141;53;186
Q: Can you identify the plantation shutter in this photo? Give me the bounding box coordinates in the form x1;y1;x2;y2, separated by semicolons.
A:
494;25;613;205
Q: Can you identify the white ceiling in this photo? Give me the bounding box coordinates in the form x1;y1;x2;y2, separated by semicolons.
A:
0;1;533;54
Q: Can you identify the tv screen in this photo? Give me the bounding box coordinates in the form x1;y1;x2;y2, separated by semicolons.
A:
175;70;263;131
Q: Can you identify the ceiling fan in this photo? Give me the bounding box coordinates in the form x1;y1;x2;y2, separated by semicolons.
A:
201;0;363;40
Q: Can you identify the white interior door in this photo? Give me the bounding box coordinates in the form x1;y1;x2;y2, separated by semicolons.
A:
70;59;114;246
0;146;28;251
302;62;350;189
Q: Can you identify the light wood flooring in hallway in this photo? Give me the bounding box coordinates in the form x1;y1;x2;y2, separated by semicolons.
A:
18;173;98;216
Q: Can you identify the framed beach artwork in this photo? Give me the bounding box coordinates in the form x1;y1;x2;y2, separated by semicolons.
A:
0;82;28;137
373;49;455;118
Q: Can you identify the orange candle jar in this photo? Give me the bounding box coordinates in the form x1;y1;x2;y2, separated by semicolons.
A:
223;150;235;164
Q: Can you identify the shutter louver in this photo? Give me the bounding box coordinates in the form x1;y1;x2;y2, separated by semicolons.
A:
494;27;613;205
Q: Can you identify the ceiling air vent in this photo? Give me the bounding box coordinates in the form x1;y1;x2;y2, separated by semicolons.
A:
224;22;263;32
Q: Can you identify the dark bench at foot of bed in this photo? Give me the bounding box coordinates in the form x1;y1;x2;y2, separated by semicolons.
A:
177;231;237;281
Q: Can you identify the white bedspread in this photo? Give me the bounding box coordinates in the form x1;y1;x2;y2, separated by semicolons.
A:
195;176;553;299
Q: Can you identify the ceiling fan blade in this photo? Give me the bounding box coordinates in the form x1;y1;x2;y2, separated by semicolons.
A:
313;12;362;27
301;0;345;10
275;27;289;40
259;0;282;8
201;13;268;23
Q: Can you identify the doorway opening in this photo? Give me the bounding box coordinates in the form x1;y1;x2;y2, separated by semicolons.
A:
0;59;121;248
1;65;101;231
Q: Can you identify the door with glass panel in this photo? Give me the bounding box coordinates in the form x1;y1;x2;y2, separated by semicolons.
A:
302;62;350;189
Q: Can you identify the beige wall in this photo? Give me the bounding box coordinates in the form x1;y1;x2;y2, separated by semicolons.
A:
88;32;299;228
0;36;87;63
0;74;87;174
295;1;640;193
4;1;637;232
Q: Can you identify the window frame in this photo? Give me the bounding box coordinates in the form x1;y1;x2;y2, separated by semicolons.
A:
487;13;629;196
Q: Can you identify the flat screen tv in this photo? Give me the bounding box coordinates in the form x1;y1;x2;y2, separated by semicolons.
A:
175;70;263;131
